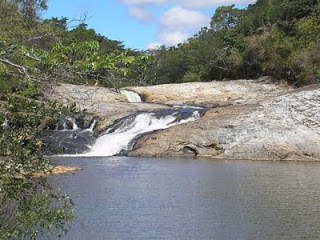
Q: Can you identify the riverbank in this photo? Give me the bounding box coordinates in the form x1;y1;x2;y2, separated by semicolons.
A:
45;78;320;161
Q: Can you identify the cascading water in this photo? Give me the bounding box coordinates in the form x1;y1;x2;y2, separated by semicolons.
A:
84;108;204;156
88;117;98;132
45;116;97;155
56;117;79;131
120;89;142;102
65;117;79;131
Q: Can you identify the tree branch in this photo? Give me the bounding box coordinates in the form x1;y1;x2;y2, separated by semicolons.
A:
0;58;31;79
23;33;53;43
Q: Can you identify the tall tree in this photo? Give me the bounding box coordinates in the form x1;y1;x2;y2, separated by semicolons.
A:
16;0;47;21
210;5;243;31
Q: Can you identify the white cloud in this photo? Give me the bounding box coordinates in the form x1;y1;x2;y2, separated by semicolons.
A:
159;31;189;46
160;7;210;31
118;0;257;48
120;0;256;8
155;7;210;47
128;6;154;23
146;42;162;50
175;0;255;8
120;0;167;5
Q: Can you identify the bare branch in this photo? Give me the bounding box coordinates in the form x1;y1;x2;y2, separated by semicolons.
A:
0;58;31;79
23;33;53;43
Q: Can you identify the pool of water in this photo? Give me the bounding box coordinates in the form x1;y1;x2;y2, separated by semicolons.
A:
50;157;320;239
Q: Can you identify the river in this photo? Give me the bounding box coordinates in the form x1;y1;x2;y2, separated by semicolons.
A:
50;157;320;239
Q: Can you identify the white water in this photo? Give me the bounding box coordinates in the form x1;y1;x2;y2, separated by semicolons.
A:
84;110;200;156
120;89;142;102
62;117;79;131
88;118;98;131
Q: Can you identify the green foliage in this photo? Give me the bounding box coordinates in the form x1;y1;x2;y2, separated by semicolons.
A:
148;0;320;85
316;70;320;82
0;96;75;239
0;0;152;89
0;1;155;239
16;0;48;22
42;41;151;87
210;5;243;31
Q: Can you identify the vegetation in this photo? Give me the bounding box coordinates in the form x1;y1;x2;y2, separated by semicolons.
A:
0;97;75;239
147;0;320;86
0;0;151;239
0;0;319;238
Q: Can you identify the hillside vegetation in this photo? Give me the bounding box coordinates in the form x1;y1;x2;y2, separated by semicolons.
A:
148;0;320;86
0;0;319;239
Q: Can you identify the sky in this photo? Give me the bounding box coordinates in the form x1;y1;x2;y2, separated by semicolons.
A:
43;0;256;50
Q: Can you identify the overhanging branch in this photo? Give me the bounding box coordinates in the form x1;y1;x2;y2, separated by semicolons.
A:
0;58;31;79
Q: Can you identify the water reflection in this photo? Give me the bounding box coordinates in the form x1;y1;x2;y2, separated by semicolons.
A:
50;157;320;239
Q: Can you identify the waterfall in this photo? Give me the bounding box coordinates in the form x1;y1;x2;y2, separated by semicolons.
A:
47;116;99;155
88;117;98;131
120;89;142;103
56;117;79;131
84;108;204;156
62;117;79;131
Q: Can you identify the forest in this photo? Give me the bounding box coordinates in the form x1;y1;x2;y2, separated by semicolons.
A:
150;0;320;86
0;0;319;239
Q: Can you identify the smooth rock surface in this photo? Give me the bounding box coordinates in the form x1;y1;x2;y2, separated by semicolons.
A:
44;83;170;132
45;80;320;161
129;84;320;161
127;77;290;105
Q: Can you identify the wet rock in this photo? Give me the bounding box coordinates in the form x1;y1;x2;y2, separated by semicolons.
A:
44;83;172;134
43;129;96;155
45;80;320;161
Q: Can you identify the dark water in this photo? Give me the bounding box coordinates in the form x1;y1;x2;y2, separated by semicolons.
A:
50;157;320;240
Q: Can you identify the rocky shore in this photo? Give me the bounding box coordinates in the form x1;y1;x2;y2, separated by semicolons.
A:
45;77;320;161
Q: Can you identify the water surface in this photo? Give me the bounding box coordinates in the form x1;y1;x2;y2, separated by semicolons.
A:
50;157;320;239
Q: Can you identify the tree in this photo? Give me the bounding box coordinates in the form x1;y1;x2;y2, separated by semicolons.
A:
0;1;151;238
210;5;243;31
16;0;48;21
149;0;320;85
0;96;75;239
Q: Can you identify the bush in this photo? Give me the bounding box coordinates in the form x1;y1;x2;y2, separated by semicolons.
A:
0;96;75;239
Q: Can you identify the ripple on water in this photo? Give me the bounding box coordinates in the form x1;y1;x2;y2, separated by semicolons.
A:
49;157;320;240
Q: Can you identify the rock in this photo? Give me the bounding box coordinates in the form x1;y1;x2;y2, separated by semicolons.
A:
37;116;56;130
44;83;171;133
127;77;290;106
43;129;96;155
129;84;320;161
44;80;320;161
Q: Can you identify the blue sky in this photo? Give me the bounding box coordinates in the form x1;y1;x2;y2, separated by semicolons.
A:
44;0;256;50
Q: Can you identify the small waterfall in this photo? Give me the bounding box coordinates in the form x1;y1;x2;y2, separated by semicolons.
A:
56;117;79;131
84;108;204;156
68;117;79;130
47;116;98;155
120;89;142;103
87;117;98;132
